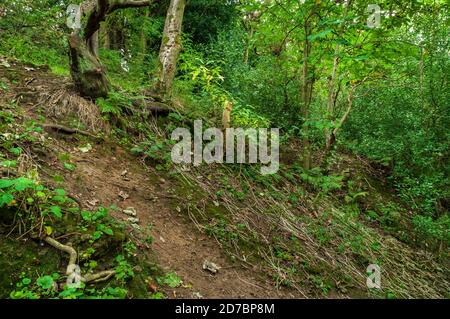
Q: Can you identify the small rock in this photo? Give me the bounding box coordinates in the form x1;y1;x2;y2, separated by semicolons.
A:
202;260;221;274
131;224;141;231
123;207;137;217
127;217;139;224
0;59;11;68
118;191;129;200
193;292;204;299
87;199;99;207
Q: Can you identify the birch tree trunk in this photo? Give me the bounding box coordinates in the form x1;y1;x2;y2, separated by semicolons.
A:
154;0;187;99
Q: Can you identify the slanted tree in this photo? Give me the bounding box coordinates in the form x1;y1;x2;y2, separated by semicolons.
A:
68;0;153;98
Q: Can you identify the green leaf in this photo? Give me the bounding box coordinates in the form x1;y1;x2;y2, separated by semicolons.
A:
22;278;31;285
92;231;102;241
1;160;16;168
50;206;62;218
54;189;66;196
81;211;91;221
308;29;332;41
158;273;183;288
14;178;34;191
52;195;66;203
64;163;75;171
97;223;113;235
36;191;46;198
36;276;54;290
0;193;14;206
0;179;15;189
9;147;22;156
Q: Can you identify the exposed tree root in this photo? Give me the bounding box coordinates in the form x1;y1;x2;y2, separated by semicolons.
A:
44;236;115;283
132;99;173;116
42;123;100;139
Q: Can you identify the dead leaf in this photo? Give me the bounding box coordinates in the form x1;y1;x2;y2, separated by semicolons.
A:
147;279;158;293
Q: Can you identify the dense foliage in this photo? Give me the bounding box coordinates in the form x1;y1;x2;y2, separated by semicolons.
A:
0;0;448;299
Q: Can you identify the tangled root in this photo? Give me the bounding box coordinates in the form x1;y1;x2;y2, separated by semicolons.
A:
38;88;110;135
44;236;115;284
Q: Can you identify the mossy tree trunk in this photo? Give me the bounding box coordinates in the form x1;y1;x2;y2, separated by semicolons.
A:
69;0;152;99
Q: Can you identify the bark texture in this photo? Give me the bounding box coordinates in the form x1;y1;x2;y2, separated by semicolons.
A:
154;0;186;98
69;0;152;98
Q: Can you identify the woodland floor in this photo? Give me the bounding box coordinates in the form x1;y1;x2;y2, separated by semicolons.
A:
1;57;448;299
56;143;298;298
0;58;300;299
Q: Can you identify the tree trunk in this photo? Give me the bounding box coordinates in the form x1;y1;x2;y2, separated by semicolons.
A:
325;42;340;150
324;2;349;150
68;0;152;98
323;84;356;159
301;20;314;170
154;0;187;99
243;26;254;65
69;33;109;98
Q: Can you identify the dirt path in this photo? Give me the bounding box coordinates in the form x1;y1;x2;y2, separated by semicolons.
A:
0;59;298;299
61;145;296;299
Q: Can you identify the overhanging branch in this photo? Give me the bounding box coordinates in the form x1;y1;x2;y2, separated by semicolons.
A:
84;0;155;43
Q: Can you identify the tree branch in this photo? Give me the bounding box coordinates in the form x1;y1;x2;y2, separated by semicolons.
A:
110;0;155;12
